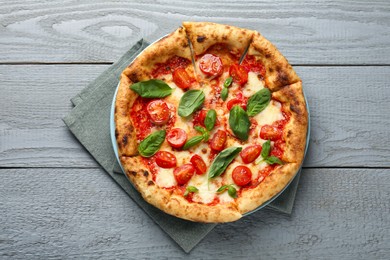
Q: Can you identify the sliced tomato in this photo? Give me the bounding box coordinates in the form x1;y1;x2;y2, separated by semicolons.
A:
192;109;207;127
172;68;193;90
227;98;247;111
260;125;283;141
210;130;227;151
174;164;195;185
155;151;177;168
146;100;170;125
229;64;248;86
240;145;262;164
199;54;223;77
190;154;207;175
166;128;187;149
271;139;285;158
232;165;252;186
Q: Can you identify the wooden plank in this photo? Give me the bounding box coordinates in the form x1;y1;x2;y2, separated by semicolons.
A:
0;168;389;258
1;65;389;167
0;0;389;64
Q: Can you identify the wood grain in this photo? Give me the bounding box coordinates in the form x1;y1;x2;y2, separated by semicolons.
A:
1;65;389;167
0;168;389;258
0;0;389;64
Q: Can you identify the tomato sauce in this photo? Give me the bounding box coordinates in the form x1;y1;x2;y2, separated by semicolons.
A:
241;55;266;77
130;97;153;140
151;56;191;78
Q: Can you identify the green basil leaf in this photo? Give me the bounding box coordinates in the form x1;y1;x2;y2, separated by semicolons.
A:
246;88;271;117
138;130;166;157
194;125;209;141
224;77;233;88
208;147;242;179
178;90;205;117
182;135;204;150
227;186;238;198
229;105;250;141
130;79;173;98
261;140;271;159
184;186;199;197
204;109;217;131
221;87;228;101
265;156;284;165
216;185;229;193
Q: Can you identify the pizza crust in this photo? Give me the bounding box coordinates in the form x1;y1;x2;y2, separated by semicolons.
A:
237;163;300;214
247;32;300;91
120;156;242;223
183;21;253;56
125;26;192;81
272;81;308;164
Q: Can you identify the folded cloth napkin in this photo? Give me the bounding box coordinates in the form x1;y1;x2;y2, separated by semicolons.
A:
63;39;301;253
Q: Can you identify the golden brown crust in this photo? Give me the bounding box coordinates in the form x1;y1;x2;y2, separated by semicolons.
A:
115;69;138;156
183;21;254;56
125;26;192;80
237;163;300;214
272;81;308;164
120;156;242;223
247;32;300;91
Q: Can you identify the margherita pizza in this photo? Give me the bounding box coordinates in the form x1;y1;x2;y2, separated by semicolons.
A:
115;22;308;223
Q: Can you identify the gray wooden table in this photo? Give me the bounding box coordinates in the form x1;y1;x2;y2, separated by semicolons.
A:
1;1;389;259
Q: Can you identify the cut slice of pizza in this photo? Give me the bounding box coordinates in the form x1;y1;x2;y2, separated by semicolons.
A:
115;26;195;157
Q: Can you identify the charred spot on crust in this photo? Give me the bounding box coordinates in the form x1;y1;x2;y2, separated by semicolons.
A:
129;170;137;176
269;67;274;73
290;103;302;115
122;135;128;146
265;54;271;59
115;129;119;138
276;68;289;86
287;130;293;138
197;36;206;42
127;124;134;132
143;170;149;177
147;180;154;186
129;72;140;83
222;35;228;40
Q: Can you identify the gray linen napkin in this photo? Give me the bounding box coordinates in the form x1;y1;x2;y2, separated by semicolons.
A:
63;39;301;253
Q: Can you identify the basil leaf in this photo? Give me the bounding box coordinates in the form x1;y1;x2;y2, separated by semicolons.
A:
265;156;284;165
227;186;238;198
229;105;250;141
184;186;199;197
178;90;205;117
194;125;210;141
246;88;271;117
182;135;204;150
261;140;271;159
217;185;229;193
221;87;228;101
204;109;217;131
130;79;173;98
224;77;233;88
138;130;166;157
208;147;242;179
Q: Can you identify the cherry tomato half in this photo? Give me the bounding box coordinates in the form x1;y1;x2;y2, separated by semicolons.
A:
166;128;187;149
199;54;223;77
229;64;248;86
260;125;282;141
174;164;195;185
240;145;262;164
172;68;193;90
155;151;177;168
193;109;207;127
190;154;207;175
210;130;227;151
146;100;170;125
232;166;252;186
227;98;247;111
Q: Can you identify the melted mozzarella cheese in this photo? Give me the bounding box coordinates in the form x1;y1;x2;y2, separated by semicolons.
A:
155;168;176;188
253;100;284;126
189;174;218;204
243;72;265;96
